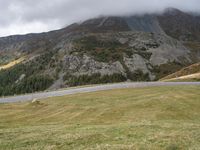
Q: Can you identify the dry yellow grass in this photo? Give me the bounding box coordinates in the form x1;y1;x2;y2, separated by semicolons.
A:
0;57;25;70
161;62;200;81
162;72;200;82
0;85;200;150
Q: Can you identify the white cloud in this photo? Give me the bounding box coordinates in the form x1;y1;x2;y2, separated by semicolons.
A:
0;21;60;37
0;0;199;37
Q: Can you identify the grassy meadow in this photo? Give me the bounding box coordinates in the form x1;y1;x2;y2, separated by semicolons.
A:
0;85;200;150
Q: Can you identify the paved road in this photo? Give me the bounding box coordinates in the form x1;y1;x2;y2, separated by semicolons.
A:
0;82;200;103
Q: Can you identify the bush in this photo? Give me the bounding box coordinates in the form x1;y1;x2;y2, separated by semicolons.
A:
66;73;127;86
73;36;129;62
127;70;150;81
0;75;53;96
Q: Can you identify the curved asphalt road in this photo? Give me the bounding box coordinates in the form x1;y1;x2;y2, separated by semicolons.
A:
0;82;200;103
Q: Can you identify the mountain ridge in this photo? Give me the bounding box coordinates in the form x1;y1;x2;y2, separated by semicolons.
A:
0;8;200;96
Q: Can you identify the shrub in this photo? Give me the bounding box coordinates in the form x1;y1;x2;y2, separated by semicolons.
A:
73;36;129;62
127;70;150;81
66;73;127;86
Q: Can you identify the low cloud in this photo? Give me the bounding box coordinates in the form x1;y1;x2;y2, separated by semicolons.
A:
0;0;199;37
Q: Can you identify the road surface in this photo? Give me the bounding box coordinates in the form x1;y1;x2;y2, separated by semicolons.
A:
0;82;200;103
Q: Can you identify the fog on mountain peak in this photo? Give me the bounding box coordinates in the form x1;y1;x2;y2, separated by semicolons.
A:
0;0;199;37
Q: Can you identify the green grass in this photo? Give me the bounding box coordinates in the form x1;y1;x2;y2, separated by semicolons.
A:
0;85;200;149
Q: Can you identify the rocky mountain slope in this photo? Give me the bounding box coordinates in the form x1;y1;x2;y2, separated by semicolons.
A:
0;8;200;96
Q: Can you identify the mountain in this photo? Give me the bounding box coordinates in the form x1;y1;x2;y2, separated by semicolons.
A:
0;8;200;96
158;8;200;41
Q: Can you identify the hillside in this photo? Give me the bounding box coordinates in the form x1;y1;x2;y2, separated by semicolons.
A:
161;62;200;81
0;85;200;149
163;73;200;82
0;8;200;96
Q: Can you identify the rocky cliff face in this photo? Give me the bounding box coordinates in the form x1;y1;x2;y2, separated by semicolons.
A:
0;8;200;94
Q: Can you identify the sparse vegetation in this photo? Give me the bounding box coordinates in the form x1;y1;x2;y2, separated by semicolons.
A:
161;73;200;82
184;42;200;62
153;61;186;80
135;51;152;60
73;36;130;62
161;62;200;81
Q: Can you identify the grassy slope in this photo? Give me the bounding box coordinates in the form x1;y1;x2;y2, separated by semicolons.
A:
0;86;200;150
161;62;200;81
162;73;200;82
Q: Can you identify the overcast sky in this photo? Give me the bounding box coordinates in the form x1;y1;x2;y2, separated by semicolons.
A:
0;0;199;37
